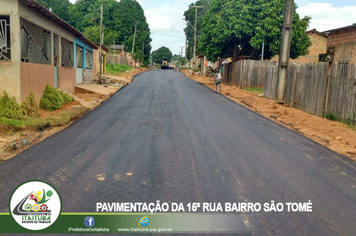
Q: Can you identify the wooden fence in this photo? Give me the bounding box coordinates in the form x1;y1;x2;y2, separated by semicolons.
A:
263;62;356;122
326;63;356;122
285;63;329;117
223;60;276;88
222;59;356;122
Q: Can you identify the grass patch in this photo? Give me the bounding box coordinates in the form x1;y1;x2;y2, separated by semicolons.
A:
106;64;131;75
347;125;356;131
0;106;88;131
324;113;356;131
0;117;26;129
242;87;264;94
26;106;88;129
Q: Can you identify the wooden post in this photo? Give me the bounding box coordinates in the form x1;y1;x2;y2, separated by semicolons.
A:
132;21;137;66
323;62;333;116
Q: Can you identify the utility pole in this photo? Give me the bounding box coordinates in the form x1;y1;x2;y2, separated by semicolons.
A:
277;0;294;103
185;30;188;66
261;40;265;61
131;21;137;66
190;5;203;70
113;38;115;56
180;46;184;70
99;4;103;84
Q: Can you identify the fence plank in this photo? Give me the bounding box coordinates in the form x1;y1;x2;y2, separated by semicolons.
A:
327;63;356;122
264;65;278;100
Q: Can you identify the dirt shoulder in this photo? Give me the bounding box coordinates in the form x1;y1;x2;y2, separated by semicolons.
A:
0;68;149;163
182;70;356;161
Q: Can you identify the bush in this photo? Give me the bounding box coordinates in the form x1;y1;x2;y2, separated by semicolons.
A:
40;85;74;111
21;92;39;118
0;92;24;120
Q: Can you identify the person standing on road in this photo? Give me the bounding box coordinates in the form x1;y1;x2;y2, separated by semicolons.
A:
214;71;222;94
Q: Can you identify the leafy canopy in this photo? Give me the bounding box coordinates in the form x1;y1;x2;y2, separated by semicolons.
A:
199;0;312;61
151;47;173;64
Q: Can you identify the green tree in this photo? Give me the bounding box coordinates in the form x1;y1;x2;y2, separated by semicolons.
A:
183;0;211;60
151;47;173;64
199;0;312;62
114;0;152;65
171;54;180;62
85;2;101;25
36;0;72;22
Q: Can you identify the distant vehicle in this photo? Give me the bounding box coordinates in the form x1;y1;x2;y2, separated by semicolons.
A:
161;59;169;69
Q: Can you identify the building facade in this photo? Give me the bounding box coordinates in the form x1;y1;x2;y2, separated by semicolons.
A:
0;0;97;103
324;24;356;64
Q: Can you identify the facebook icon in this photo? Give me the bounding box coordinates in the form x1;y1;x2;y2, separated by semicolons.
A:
84;217;95;227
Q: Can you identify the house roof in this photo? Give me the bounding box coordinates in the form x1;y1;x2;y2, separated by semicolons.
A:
323;23;356;34
94;43;109;52
306;28;328;38
19;0;98;49
110;45;126;50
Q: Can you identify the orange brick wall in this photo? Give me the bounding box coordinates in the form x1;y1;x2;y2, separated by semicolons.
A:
308;32;328;56
328;28;356;47
58;67;75;92
271;32;327;63
20;62;54;102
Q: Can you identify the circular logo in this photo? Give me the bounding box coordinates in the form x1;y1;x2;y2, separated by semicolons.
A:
9;180;62;230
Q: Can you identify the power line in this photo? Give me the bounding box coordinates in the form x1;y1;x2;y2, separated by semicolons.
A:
151;33;185;41
151;24;186;33
309;22;344;27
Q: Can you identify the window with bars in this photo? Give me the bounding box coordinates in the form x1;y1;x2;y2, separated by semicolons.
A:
20;18;51;64
0;15;11;61
61;38;74;67
338;61;350;78
86;50;93;69
76;45;83;68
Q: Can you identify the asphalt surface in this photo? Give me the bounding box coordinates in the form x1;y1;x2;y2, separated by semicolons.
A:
0;69;356;235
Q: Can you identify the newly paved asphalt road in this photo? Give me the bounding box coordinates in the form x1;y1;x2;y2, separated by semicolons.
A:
0;70;356;235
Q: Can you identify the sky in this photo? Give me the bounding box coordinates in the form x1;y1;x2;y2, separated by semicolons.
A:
69;0;356;56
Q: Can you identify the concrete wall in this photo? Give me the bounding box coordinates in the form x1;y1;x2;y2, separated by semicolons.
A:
332;43;356;64
0;0;21;102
